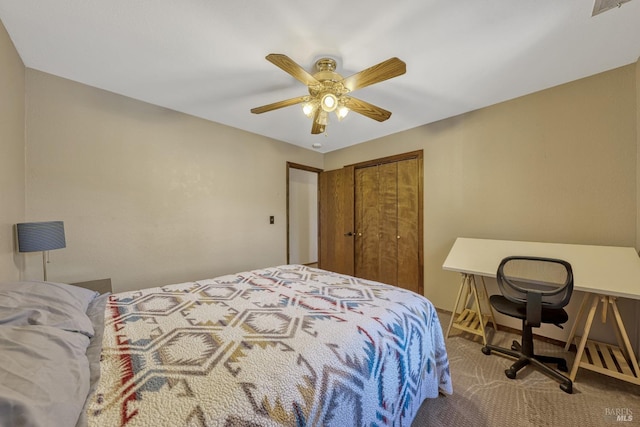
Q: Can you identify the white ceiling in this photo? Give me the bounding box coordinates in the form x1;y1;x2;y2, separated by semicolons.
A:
1;0;639;153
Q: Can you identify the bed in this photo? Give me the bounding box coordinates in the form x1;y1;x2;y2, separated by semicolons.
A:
0;264;452;427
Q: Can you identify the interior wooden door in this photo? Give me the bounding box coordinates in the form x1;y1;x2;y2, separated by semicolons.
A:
318;166;354;275
378;162;399;286
355;162;399;286
396;158;420;293
320;151;423;295
354;156;421;293
355;166;379;281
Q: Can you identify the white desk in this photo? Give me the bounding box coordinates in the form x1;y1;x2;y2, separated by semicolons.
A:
442;237;640;386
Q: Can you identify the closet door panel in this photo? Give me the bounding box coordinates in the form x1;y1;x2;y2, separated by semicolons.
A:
355;166;380;281
379;162;398;286
397;158;420;293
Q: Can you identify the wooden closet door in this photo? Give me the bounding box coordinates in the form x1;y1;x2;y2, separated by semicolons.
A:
355;166;379;281
378;162;398;286
323;151;423;295
397;158;420;293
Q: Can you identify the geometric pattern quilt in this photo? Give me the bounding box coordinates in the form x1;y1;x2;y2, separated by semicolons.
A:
86;265;452;426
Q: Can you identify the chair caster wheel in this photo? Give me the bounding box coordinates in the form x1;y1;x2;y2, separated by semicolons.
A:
481;346;491;355
505;368;517;379
560;383;573;394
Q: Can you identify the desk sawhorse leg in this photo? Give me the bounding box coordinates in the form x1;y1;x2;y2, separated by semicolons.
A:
445;273;498;345
566;293;640;386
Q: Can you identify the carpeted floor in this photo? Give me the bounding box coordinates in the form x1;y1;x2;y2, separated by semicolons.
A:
412;311;640;427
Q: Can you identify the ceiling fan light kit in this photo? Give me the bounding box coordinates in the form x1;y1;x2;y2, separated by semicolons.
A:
251;54;406;135
320;93;337;112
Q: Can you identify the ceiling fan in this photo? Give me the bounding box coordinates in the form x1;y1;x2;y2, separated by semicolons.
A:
251;54;406;134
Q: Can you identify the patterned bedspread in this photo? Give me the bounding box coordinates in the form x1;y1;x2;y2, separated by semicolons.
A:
86;265;452;426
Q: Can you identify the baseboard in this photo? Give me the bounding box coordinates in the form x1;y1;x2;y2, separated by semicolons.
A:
435;307;574;350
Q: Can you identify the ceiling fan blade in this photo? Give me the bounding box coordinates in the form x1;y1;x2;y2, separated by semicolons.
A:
343;97;392;122
311;109;325;134
341;57;406;92
251;96;307;114
266;54;321;87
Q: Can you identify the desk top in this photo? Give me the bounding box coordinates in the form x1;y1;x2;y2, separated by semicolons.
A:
443;238;640;300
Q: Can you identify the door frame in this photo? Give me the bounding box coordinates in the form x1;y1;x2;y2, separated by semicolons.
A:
286;162;323;265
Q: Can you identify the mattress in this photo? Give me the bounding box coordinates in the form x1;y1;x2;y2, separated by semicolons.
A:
87;265;451;426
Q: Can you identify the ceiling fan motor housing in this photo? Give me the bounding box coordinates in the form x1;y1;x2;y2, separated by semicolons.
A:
309;58;348;102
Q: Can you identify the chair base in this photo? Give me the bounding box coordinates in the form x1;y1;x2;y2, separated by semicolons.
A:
482;339;573;394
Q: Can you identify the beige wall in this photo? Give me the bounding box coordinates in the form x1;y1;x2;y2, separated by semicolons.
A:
635;57;640;352
24;70;323;291
0;19;25;281
637;57;640;252
325;64;638;342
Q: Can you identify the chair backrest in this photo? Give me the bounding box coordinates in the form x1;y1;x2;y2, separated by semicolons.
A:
497;256;573;309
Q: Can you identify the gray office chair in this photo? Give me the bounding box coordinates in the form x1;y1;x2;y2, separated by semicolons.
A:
481;256;574;394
